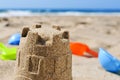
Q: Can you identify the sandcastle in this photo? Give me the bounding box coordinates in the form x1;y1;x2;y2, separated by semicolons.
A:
14;25;72;80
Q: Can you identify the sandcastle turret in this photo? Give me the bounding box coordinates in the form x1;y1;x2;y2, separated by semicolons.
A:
14;25;72;80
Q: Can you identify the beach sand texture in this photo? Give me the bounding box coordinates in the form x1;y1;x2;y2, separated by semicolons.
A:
0;15;120;80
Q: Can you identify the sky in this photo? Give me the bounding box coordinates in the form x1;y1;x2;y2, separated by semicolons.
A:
0;0;120;9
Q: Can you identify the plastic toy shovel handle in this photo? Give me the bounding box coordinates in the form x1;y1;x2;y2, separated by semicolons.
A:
86;48;98;57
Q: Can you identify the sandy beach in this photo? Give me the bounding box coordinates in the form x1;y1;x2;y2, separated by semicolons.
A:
0;15;120;80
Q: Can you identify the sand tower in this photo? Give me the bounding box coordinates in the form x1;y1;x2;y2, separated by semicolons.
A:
14;25;72;80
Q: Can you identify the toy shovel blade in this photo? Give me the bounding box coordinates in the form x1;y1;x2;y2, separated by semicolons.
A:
0;42;7;50
70;42;87;56
98;48;120;73
70;42;98;57
0;42;17;60
8;33;21;45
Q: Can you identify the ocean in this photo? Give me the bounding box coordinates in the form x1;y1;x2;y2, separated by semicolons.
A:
0;9;120;17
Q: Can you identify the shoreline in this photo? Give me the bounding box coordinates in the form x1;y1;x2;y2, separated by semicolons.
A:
1;12;120;17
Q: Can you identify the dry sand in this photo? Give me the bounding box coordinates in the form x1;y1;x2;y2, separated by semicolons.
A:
0;15;120;80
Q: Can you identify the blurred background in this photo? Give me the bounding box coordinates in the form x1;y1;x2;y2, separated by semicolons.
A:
0;0;120;16
0;0;120;80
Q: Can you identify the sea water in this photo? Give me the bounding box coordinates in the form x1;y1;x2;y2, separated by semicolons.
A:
0;9;120;17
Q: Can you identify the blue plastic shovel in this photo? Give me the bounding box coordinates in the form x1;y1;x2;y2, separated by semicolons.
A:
98;48;120;73
8;33;21;45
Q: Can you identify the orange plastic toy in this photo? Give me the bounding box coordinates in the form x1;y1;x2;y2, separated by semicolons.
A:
70;42;98;57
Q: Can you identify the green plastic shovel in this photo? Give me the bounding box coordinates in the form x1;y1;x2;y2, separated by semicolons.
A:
0;42;17;60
